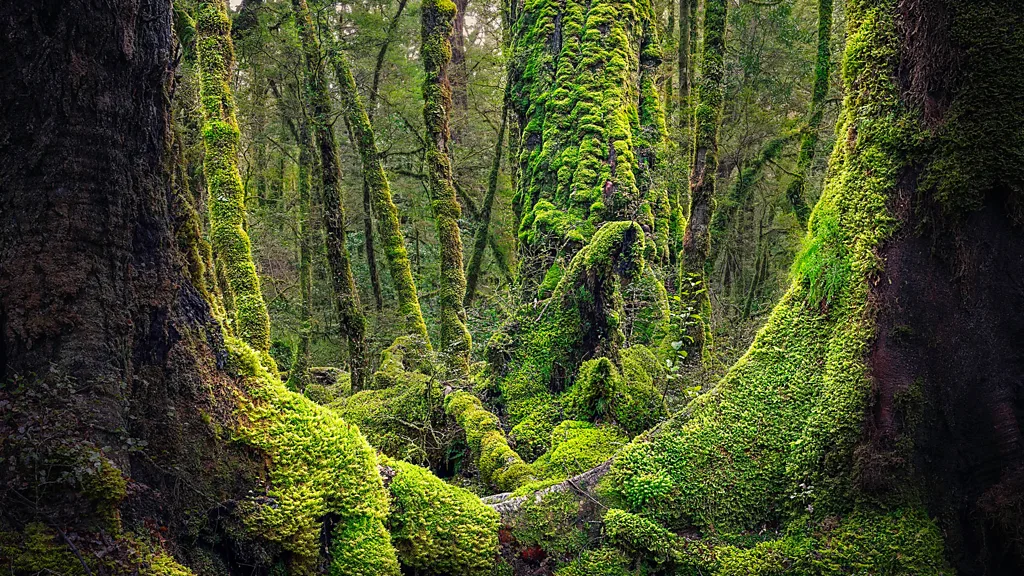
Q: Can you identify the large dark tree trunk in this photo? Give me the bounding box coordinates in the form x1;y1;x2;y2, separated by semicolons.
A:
0;0;266;567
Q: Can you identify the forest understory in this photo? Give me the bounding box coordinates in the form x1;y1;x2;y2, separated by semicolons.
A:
1;0;1023;574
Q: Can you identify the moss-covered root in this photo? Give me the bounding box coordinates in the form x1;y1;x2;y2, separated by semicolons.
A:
678;0;727;367
445;391;535;491
291;0;369;389
384;458;500;575
421;0;472;378
327;32;432;347
195;0;271;351
228;339;399;574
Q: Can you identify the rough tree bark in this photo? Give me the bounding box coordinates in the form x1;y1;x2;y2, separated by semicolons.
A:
291;0;369;390
0;0;264;567
422;0;473;377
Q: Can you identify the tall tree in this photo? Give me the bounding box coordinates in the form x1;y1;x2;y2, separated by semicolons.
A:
679;0;727;366
291;0;369;389
783;0;833;225
325;15;432;347
464;86;510;306
196;0;272;352
287;119;316;391
422;0;473;376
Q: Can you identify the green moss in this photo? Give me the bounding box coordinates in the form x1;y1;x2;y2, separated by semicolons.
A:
509;400;563;462
510;0;669;294
384;458;500;574
228;338;399;573
531;421;626;481
488;221;649;429
554;547;635;576
445;391;535;491
195;0;271;352
562;356;666;437
511;490;589;558
0;524;196;576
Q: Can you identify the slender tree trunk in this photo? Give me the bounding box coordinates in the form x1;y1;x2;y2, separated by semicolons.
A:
326;22;432;347
784;0;833;226
196;0;272;352
450;0;470;143
464;86;510;306
291;0;368;389
679;0;726;366
422;0;472;377
287;120;315;391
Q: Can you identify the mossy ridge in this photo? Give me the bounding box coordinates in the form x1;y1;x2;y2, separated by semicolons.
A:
227;337;400;574
194;0;271;352
334;338;443;467
510;0;669;292
598;0;951;571
383;457;500;575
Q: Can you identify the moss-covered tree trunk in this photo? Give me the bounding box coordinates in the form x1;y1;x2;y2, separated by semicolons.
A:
464;86;509;306
588;1;1024;574
326;21;432;348
196;0;272;352
678;0;726;366
291;0;368;389
509;0;669;298
287;120;315;391
422;0;473;377
784;0;833;226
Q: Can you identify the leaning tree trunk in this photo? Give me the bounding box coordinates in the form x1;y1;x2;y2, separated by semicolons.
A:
422;0;473;378
291;0;368;390
678;0;726;367
326;23;432;348
196;0;272;352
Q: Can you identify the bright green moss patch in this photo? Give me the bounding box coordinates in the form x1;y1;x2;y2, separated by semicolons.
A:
384;458;499;574
531;421;626;481
445;391;535;491
228;338;399;573
563;355;666;437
